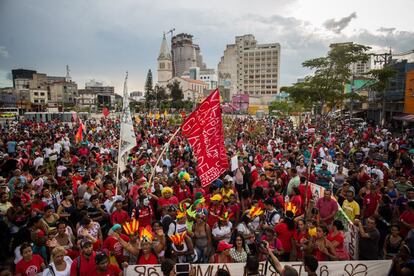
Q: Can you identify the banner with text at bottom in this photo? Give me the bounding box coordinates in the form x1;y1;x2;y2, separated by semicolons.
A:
181;89;229;187
125;260;392;276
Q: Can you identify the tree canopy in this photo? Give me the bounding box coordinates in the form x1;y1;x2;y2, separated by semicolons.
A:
284;43;371;114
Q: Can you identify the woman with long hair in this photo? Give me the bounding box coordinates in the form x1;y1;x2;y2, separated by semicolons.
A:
310;225;337;261
292;219;308;261
192;211;212;263
383;224;403;259
274;211;295;261
77;216;103;250
327;220;349;260
230;234;249;263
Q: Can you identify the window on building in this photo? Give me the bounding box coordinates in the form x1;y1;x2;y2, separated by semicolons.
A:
34;92;39;96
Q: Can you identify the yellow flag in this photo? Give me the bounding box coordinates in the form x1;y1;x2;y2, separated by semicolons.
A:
148;112;153;118
135;116;141;124
155;113;160;120
164;110;168;117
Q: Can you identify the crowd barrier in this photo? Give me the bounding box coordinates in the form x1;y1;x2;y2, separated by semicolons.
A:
124;260;392;276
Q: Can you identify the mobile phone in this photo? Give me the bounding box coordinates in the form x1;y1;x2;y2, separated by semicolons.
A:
175;263;190;276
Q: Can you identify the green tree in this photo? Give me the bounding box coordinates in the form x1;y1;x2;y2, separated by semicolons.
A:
153;85;168;108
144;69;154;109
167;80;183;108
285;43;371;115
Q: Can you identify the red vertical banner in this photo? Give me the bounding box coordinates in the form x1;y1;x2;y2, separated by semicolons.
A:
181;89;228;187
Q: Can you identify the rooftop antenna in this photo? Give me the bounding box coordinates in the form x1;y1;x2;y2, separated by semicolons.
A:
65;65;71;82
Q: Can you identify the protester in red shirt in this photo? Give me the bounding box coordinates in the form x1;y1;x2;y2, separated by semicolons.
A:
252;174;270;191
111;200;129;226
290;187;303;216
400;201;414;237
316;189;338;225
15;243;45;276
158;187;179;208
92;251;122;276
274;211;295;261
362;184;380;219
174;179;193;202
103;224;129;266
70;240;96;276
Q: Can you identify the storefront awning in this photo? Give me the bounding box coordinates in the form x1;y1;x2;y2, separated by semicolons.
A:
393;113;414;122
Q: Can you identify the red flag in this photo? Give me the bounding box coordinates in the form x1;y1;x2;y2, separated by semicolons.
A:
103;107;109;117
75;124;83;143
181;89;228;187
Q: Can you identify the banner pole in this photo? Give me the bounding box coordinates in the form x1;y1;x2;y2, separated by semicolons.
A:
148;126;181;186
304;137;318;222
116;123;123;187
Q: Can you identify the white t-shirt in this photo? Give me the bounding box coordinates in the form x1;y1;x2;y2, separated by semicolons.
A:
212;222;233;243
104;195;125;214
42;256;72;276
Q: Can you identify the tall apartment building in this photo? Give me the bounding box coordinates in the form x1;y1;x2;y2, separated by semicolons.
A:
218;44;237;100
218;35;281;103
171;33;206;77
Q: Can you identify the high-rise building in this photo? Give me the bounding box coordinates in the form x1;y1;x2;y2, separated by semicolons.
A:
329;42;377;76
218;35;281;103
218;44;237;100
171;33;206;78
157;33;173;87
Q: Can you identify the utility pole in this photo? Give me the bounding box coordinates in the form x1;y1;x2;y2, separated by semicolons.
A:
370;50;392;126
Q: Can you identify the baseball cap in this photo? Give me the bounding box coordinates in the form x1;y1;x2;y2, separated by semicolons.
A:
217;241;233;252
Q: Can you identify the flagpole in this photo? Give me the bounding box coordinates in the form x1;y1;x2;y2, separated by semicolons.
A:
116;71;131;188
304;136;318;222
116;132;123;187
148;126;181;186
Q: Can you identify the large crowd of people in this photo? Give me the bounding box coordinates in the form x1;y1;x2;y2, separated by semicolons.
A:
1;113;414;275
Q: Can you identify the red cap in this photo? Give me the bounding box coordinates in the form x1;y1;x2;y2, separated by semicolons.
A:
217;241;233;252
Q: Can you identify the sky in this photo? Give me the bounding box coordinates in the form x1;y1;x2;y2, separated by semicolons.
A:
1;0;413;93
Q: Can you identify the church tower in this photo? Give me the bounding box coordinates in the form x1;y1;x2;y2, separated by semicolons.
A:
157;33;172;87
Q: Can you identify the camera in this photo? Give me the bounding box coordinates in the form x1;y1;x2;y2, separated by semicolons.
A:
175;263;190;276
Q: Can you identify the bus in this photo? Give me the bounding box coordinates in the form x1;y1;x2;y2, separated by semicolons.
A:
24;111;78;122
0;107;19;118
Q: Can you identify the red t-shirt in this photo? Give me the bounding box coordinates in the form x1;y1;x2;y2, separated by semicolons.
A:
70;252;96;276
90;264;122;276
103;234;129;264
158;196;179;208
252;180;270;191
290;195;303;216
15;254;44;276
137;253;158;265
400;210;414;237
274;222;294;252
174;186;193;202
293;230;308;259
111;210;129;225
362;192;380;218
137;206;153;227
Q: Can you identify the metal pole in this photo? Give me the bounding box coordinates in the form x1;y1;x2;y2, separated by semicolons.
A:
148;126;181;186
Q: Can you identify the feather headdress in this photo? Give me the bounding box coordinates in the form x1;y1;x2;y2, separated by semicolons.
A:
139;225;154;242
169;231;187;245
248;206;264;218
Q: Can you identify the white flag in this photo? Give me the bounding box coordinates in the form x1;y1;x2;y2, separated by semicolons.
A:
118;72;137;172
